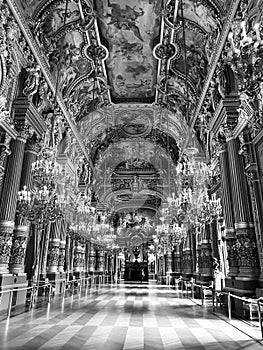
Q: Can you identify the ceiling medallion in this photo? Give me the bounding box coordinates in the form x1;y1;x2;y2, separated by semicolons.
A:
83;43;109;62
153;41;181;61
119;113;151;138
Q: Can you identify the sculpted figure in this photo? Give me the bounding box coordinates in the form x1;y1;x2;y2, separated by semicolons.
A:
23;65;41;100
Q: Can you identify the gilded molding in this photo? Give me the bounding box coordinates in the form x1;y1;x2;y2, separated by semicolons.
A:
6;0;94;170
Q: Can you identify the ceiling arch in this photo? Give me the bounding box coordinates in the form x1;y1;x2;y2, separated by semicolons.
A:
15;0;223;220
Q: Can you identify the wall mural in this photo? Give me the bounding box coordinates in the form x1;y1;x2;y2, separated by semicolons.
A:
48;30;92;94
172;28;208;94
182;0;219;33
95;0;161;102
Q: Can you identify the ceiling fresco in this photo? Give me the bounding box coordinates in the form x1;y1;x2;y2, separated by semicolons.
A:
16;0;226;215
95;0;161;103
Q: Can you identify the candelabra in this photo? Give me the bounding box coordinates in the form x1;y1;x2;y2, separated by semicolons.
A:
198;193;222;224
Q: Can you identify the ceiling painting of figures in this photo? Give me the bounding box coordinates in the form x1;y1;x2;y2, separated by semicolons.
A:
95;0;161;102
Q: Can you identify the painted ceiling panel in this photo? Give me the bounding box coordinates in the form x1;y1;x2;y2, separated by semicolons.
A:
182;0;219;32
95;0;161;102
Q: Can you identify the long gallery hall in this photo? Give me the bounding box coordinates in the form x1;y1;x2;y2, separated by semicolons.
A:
1;0;263;349
1;281;263;350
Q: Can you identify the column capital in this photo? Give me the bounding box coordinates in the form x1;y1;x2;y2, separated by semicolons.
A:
13;120;31;143
25;133;42;154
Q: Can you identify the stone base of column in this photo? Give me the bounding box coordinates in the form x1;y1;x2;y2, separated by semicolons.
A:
238;267;260;279
0;221;15;274
9;225;28;275
73;271;85;279
173;271;182;277
182;273;193;280
0;273;27;312
196;274;213;285
224;277;258;296
224;277;259;317
47;272;66;295
228;268;239;277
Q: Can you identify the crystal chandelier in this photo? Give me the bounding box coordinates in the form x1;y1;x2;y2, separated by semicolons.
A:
198;192;222;224
17;184;65;224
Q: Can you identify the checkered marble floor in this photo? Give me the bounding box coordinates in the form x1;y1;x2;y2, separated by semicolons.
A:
0;282;262;350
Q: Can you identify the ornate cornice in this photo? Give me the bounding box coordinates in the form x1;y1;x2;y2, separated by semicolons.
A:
12;97;46;136
209;96;240;134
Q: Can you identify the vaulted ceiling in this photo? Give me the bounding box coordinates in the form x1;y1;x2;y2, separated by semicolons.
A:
17;0;226;220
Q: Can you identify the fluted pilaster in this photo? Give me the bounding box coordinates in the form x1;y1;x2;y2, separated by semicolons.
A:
219;146;239;277
10;135;39;274
219;147;235;233
0;133;26;222
227;138;252;226
0;124;28;273
227;137;259;278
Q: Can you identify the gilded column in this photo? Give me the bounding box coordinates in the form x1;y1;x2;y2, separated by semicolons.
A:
0;122;28;273
227;136;259;278
239;131;262;287
219;143;238;277
227;138;252;226
9;134;39;274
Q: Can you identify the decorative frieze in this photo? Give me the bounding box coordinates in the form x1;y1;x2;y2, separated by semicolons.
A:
226;236;239;277
0;220;14;273
9;224;28;274
58;239;66;273
47;238;60;273
236;234;260;277
73;243;84;273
